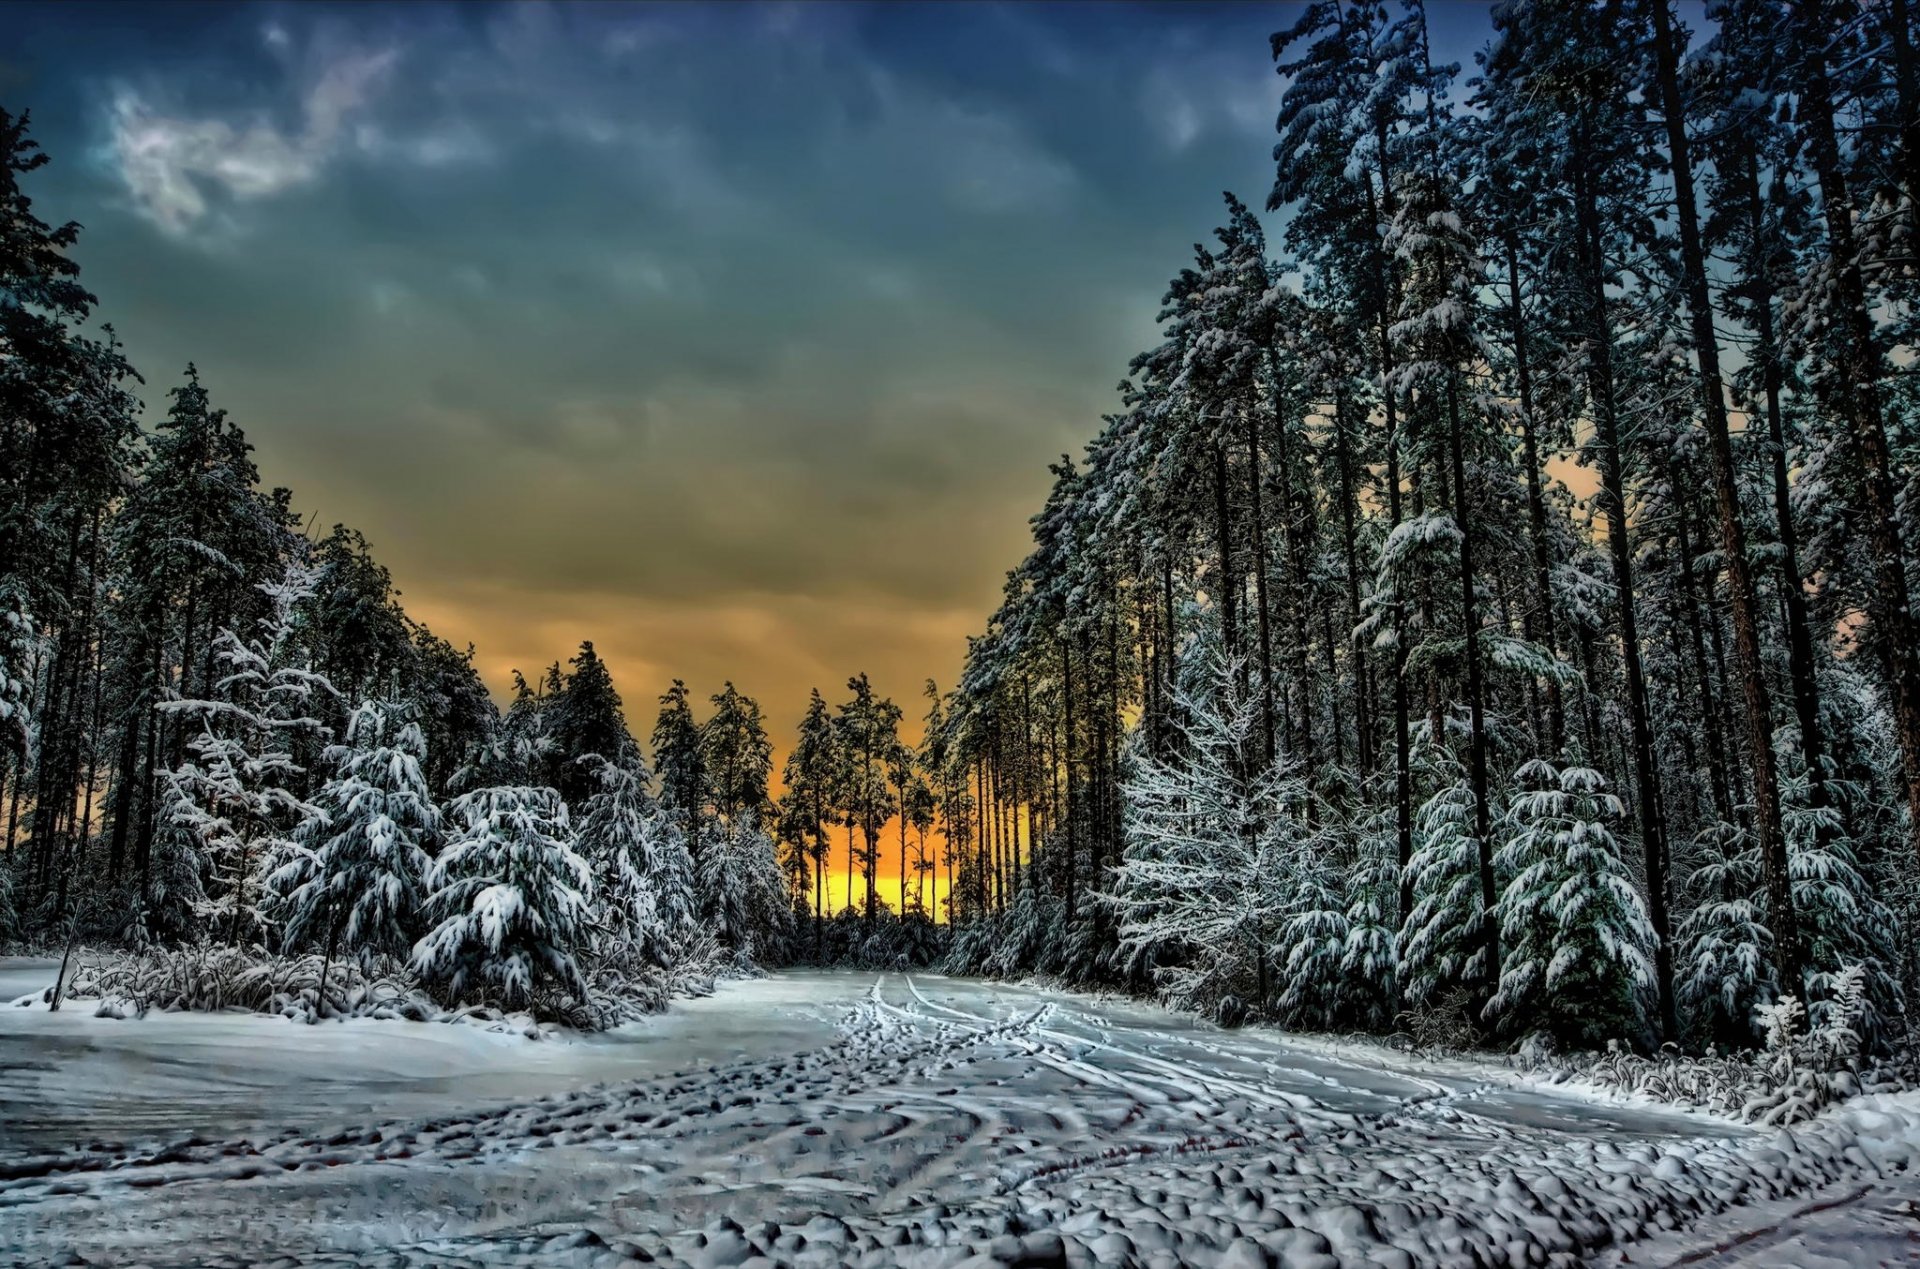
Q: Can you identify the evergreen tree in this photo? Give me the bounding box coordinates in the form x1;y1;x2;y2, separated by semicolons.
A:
158;560;337;946
695;810;789;963
651;680;706;838
574;753;694;967
412;785;592;1010
549;641;635;805
779;688;839;949
1488;760;1655;1047
268;700;438;969
702;681;772;823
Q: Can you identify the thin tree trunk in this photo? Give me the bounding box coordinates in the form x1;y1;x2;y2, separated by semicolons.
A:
1244;406;1279;767
1740;146;1832;811
1062;632;1077;924
1669;469;1735;825
1445;376;1499;996
1505;235;1565;757
1332;392;1374;775
1651;0;1797;988
1574;139;1679;1040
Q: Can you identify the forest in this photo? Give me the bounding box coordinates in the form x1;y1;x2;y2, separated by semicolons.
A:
5;0;1920;1071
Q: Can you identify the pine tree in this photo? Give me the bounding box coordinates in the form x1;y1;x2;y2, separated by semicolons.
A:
158;560;337;946
549;641;635;805
269;700;438;970
694;809;789;963
412;785;592;1010
1488;760;1655;1047
651;680;706;839
1679;822;1775;1047
702;681;772;824
780;688;839;950
574;752;694;967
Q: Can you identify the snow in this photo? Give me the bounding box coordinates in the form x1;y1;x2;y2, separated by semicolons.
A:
3;959;1917;1267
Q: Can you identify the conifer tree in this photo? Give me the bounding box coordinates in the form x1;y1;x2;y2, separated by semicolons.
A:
412;785;592;1010
270;700;438;1000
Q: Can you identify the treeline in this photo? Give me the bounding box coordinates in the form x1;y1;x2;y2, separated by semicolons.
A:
0;108;855;1013
934;0;1920;1054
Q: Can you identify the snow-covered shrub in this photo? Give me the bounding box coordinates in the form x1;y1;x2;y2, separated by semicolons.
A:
412;785;593;1016
268;700;437;966
806;906;949;970
1401;986;1480;1053
64;944;437;1024
1535;967;1884;1125
1487;760;1654;1048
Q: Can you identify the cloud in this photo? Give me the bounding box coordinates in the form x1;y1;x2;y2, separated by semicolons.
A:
44;0;1279;767
940;101;1079;214
1140;54;1276;154
108;45;397;234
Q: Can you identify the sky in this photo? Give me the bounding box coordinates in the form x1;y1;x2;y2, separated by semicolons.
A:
5;0;1496;907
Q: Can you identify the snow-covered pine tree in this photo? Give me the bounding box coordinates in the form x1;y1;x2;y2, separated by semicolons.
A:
1487;759;1655;1047
1397;765;1487;1017
574;753;695;967
1339;811;1401;1029
548;641;635;806
158;559;336;947
412;785;592;1012
651;680;707;841
268;700;438;971
1107;645;1325;1020
694;808;789;964
1678;821;1775;1048
1781;769;1902;1049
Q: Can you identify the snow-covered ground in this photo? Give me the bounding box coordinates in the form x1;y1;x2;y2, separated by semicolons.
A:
3;958;1917;1267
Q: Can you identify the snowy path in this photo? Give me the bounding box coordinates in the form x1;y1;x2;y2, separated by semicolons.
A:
2;963;1917;1267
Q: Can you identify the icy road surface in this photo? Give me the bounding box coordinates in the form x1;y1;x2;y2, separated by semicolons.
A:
2;961;1917;1267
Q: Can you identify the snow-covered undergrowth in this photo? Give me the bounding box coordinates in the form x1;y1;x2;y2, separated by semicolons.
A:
791;909;949;970
59;944;436;1024
19;939;735;1036
1521;975;1915;1128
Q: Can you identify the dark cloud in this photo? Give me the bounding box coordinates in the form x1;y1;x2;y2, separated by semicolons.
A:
6;0;1480;733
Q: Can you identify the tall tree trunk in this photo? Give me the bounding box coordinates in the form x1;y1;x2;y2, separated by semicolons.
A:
1211;440;1240;663
1575;137;1678;1041
1651;0;1798;988
1668;467;1736;826
1739;145;1835;825
1505;236;1565;757
1332;392;1375;775
1798;3;1920;863
1367;162;1415;931
1244;406;1279;767
1445;376;1499;996
1062;631;1077;924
